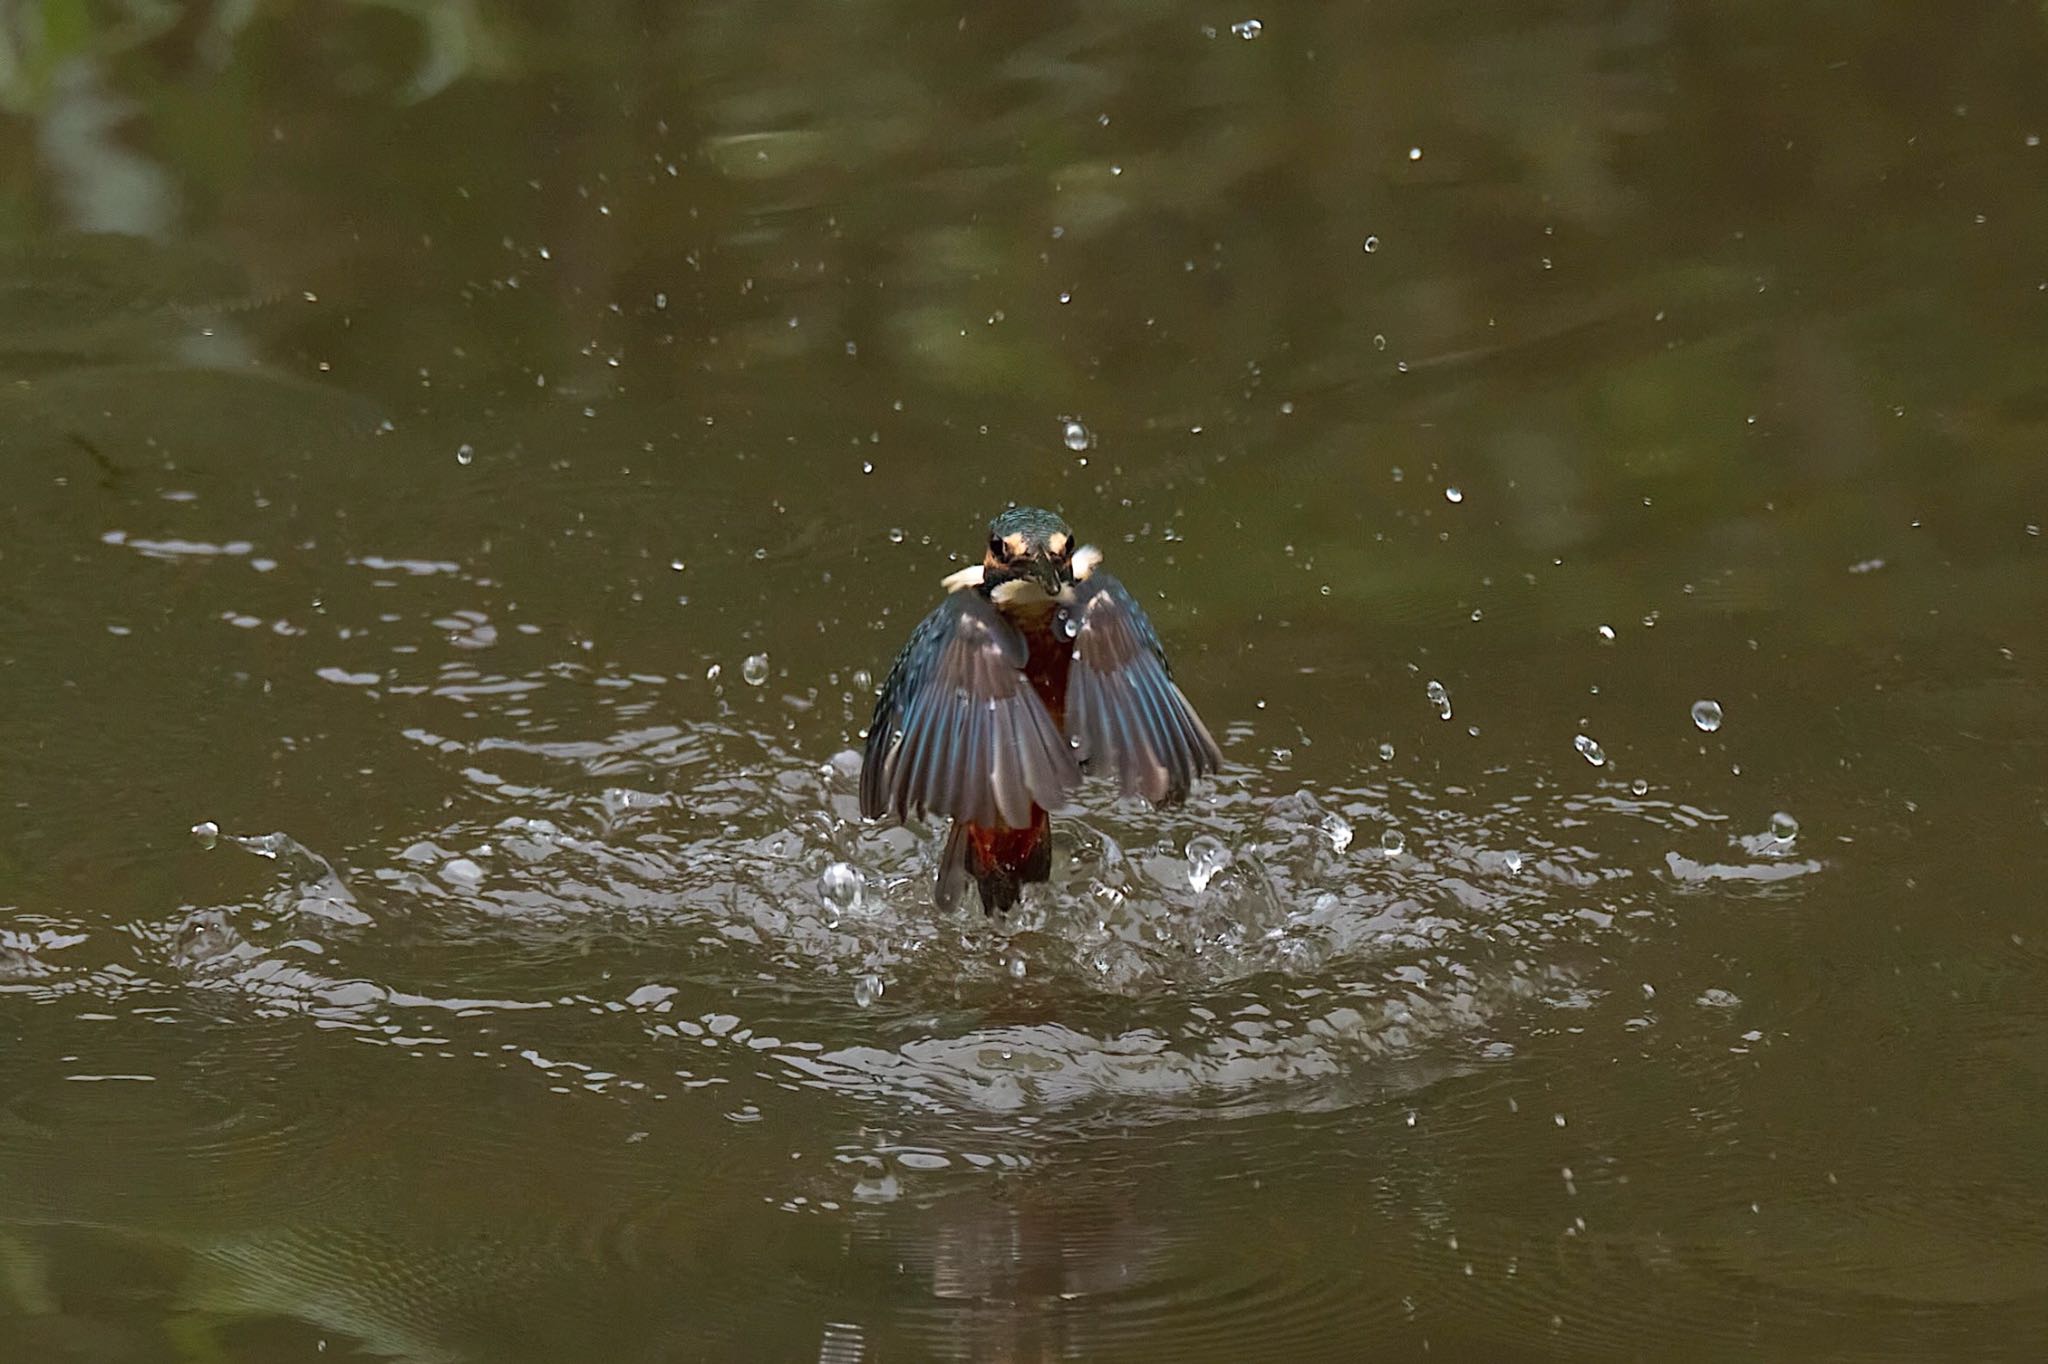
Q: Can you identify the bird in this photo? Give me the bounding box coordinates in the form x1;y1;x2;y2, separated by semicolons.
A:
859;507;1224;914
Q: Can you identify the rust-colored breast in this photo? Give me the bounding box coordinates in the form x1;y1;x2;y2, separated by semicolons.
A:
1017;617;1075;730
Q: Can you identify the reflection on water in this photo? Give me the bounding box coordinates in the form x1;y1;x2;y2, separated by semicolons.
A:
4;0;2048;1359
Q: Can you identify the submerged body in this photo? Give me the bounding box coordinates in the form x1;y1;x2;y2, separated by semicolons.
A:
860;508;1222;913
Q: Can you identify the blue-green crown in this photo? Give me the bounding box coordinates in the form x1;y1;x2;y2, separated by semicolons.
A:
989;506;1071;542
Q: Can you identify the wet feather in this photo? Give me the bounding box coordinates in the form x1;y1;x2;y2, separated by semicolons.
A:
860;591;1079;827
1065;571;1221;807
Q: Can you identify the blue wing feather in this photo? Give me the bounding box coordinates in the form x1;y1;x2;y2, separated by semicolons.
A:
1065;572;1223;806
860;591;1079;826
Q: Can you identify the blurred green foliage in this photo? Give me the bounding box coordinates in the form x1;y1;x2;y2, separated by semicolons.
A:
1;0;2044;629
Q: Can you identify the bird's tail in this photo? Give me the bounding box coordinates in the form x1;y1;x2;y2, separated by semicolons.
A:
935;809;1053;915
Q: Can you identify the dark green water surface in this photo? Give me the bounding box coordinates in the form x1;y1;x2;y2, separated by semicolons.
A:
3;2;2047;1359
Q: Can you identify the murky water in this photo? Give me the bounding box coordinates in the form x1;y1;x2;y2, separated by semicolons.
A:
4;2;2048;1359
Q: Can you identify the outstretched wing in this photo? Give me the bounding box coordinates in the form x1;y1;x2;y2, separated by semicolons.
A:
860;591;1080;828
1065;572;1224;806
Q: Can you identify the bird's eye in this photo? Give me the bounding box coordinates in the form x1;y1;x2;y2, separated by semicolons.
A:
988;536;1005;558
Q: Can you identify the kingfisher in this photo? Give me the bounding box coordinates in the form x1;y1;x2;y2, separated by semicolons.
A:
860;507;1224;914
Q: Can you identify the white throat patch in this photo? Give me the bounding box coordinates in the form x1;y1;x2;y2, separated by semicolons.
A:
990;578;1053;606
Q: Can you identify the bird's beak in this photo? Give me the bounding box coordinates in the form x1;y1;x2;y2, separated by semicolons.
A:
1030;555;1063;596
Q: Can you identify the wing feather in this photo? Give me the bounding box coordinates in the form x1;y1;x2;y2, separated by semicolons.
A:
860;591;1079;826
1065;572;1223;806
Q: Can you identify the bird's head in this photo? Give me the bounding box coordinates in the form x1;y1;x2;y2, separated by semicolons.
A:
983;506;1075;600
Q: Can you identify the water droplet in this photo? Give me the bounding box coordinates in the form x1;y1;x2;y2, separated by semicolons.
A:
1425;679;1452;720
1597;624;1616;641
1630;778;1649;797
820;861;865;915
1378;741;1395;761
1444;486;1464;504
1362;235;1380;254
853;975;883;1008
1380;828;1405;857
1057;290;1072;305
1769;811;1799;843
742;653;770;686
1691;699;1723;732
1185;834;1231;893
861;461;874;474
1230;17;1262;38
1408;146;1423;161
1503;848;1523;874
1573;734;1607;767
455;443;474;466
234;823;284;856
669;558;686;572
1372;333;1388;351
190;820;219;849
1008;953;1028;979
1320;811;1353;854
886;527;905;544
441;856;484;885
1061;614;1080;639
1062;420;1091;451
